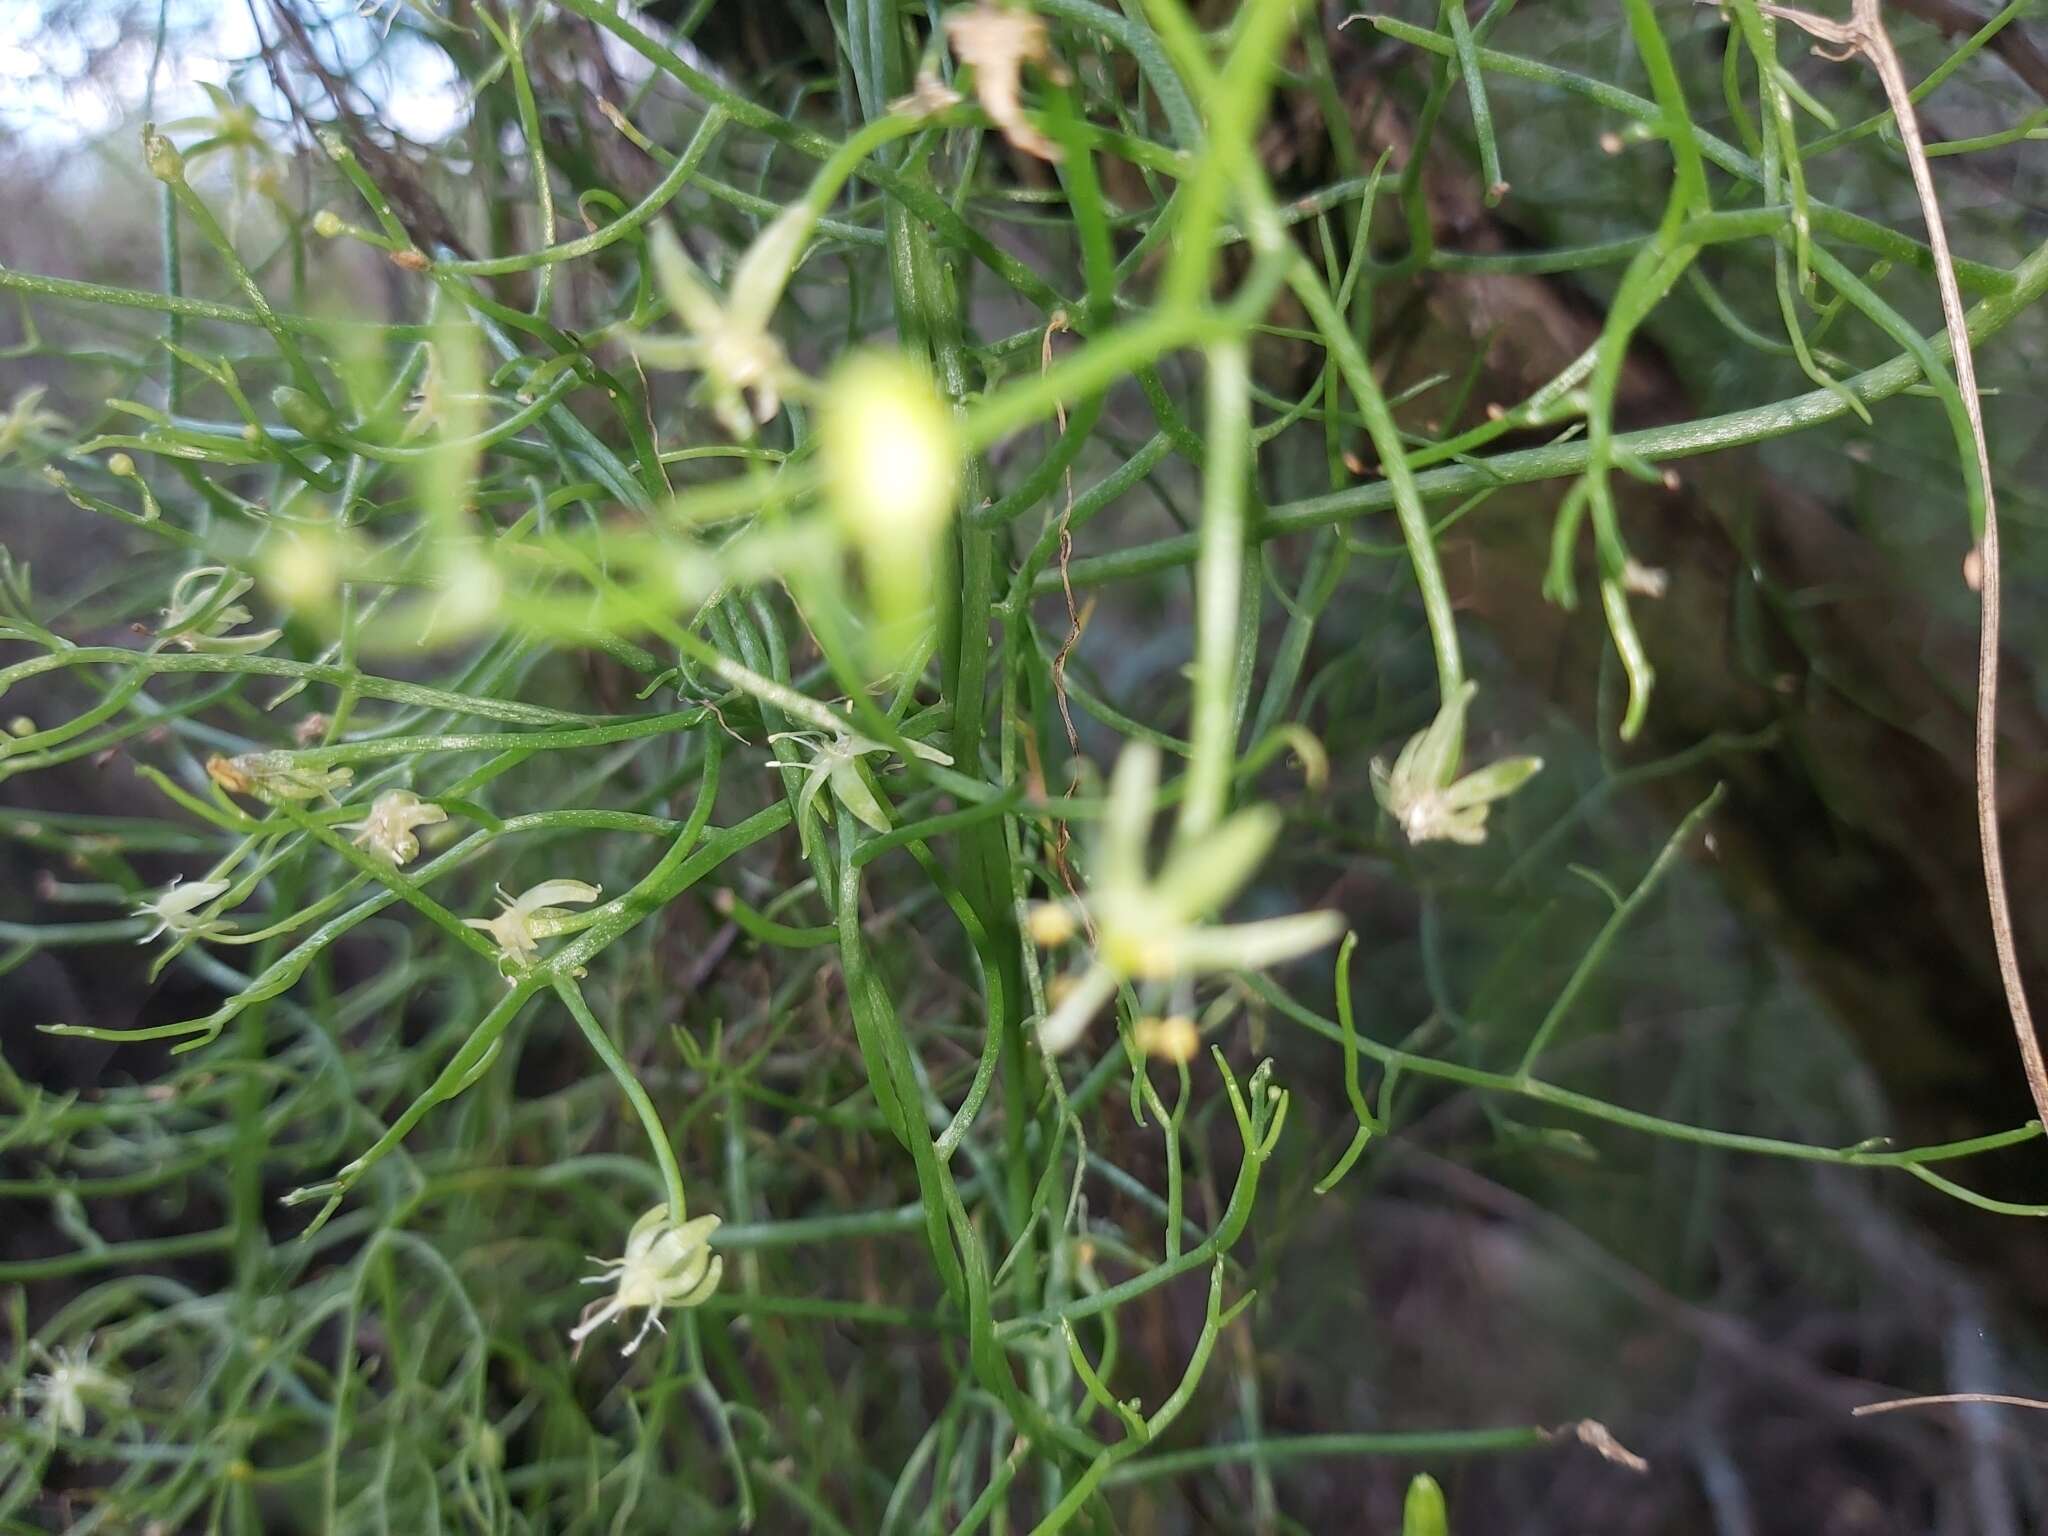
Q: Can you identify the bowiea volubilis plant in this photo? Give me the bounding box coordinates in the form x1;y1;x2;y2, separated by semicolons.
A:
4;0;2046;1529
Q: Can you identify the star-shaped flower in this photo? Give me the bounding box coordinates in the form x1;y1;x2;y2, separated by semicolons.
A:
133;876;234;945
22;1339;129;1437
1370;682;1542;847
158;566;280;655
1030;743;1343;1054
465;879;602;968
343;790;448;866
570;1204;723;1358
766;725;953;852
632;211;814;438
0;387;67;464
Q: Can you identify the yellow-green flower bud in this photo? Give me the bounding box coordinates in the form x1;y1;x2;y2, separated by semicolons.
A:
1402;1474;1448;1536
142;125;184;183
820;351;959;662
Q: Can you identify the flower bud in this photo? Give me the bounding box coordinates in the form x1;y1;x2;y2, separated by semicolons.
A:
1402;1474;1448;1536
820;351;959;662
207;752;353;803
142;125;184;183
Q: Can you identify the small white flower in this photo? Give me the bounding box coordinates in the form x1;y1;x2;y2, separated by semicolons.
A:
23;1339;129;1436
766;727;953;850
159;566;280;655
343;790;448;866
465;879;602;968
0;387;67;464
133;877;233;944
1033;743;1343;1055
633;210;814;438
1620;558;1669;599
1370;682;1542;847
571;1204;723;1358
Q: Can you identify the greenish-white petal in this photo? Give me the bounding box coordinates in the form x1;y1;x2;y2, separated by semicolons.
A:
828;759;892;833
1154;803;1280;923
1172;910;1345;974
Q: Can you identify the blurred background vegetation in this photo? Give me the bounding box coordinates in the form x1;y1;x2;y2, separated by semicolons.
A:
5;0;2048;1531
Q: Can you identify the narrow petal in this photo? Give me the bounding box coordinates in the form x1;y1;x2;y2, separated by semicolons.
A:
648;226;726;337
1172;911;1345;974
513;879;601;914
1153;805;1279;924
1401;680;1476;795
677;1253;724;1308
1439;756;1543;812
729;204;818;333
1099;743;1159;892
794;760;830;838
828;760;893;834
1037;963;1118;1056
626;335;706;371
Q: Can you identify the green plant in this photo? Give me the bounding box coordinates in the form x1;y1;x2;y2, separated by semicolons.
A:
4;0;2046;1529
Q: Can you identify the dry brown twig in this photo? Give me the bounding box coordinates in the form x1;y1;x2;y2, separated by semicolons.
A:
1854;1391;2048;1415
1720;0;2048;1134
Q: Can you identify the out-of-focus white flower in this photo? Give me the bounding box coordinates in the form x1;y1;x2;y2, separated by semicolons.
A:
1620;558;1669;599
944;1;1068;162
1032;743;1343;1055
633;211;814;438
207;752;354;804
259;526;353;618
343;790;448;866
571;1204;723;1358
159;566;281;655
0;388;67;464
1370;682;1542;847
766;726;953;851
24;1339;129;1436
133;877;234;944
819;351;960;656
165;82;280;231
465;879;602;967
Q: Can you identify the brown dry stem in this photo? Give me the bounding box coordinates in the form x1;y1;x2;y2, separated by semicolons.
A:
1739;0;2048;1136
